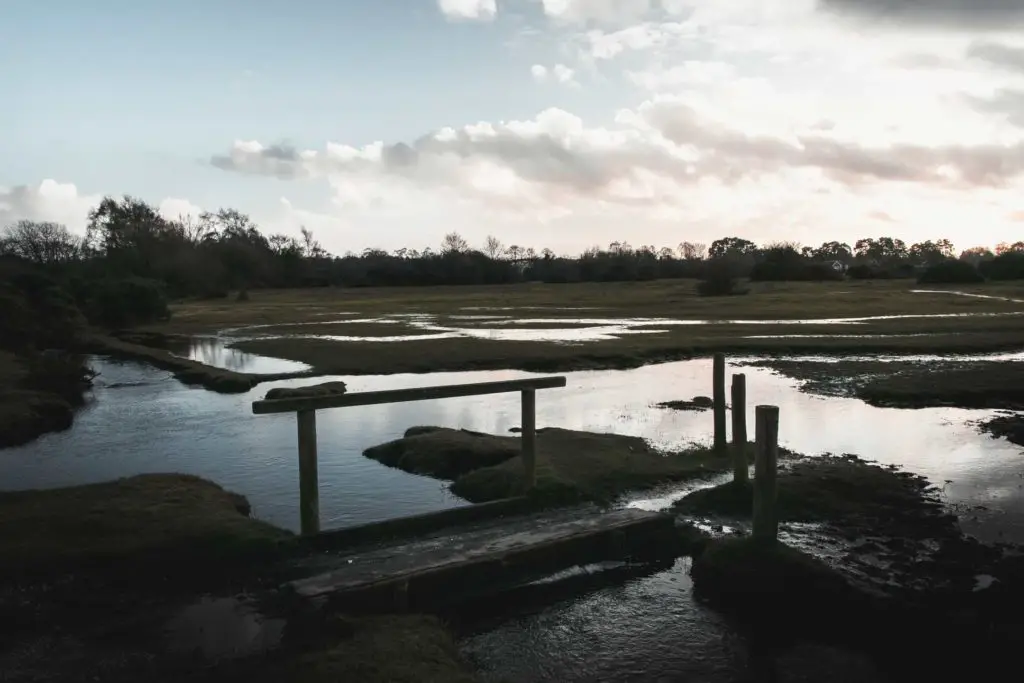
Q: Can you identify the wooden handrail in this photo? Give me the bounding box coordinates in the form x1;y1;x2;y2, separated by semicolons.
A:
250;374;567;535
252;376;567;414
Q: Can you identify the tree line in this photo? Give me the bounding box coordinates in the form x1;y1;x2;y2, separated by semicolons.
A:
2;195;1023;323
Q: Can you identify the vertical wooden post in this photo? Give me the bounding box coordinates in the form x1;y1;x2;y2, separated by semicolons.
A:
752;405;780;542
731;373;748;484
521;389;537;489
297;409;321;535
713;352;727;453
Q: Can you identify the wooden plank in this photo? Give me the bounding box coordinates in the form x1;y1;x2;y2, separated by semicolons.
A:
253;376;567;414
286;508;676;605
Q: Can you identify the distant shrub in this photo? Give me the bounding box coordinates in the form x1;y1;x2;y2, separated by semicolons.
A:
87;277;171;329
236;288;250;302
917;260;984;284
980;252;1024;281
697;259;748;297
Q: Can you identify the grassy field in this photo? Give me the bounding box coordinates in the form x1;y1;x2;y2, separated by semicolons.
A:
134;280;1024;376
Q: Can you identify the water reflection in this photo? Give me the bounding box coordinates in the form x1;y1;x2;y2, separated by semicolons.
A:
3;357;1022;543
182;336;312;374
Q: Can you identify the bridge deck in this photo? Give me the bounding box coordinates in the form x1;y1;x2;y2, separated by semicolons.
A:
285;507;679;611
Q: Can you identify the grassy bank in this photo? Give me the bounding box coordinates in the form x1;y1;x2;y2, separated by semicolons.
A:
0;474;291;579
0;475;484;683
0;350;93;448
365;426;748;504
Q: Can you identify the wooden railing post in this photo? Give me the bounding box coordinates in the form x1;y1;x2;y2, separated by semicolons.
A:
752;405;780;542
521;389;537;489
297;409;321;535
731;373;748;484
713;352;727;453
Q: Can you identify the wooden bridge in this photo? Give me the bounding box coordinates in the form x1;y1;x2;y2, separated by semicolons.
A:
251;356;780;613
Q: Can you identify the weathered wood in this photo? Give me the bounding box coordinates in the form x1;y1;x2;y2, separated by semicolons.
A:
521;389;537;489
286;509;677;608
731;373;749;484
753;405;780;542
297;410;320;536
713;353;727;452
253;376;567;414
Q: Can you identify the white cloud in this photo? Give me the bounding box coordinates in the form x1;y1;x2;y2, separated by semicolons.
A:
158;197;204;221
0;180;103;231
438;0;497;21
531;62;576;84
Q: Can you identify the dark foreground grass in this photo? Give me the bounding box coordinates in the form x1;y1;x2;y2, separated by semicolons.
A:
0;476;485;683
365;426;745;504
0;351;78;448
0;474;291;578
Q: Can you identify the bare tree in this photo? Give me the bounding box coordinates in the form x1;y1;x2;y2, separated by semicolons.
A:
300;227;325;258
441;231;469;254
1;220;83;265
678;241;707;260
483;235;505;259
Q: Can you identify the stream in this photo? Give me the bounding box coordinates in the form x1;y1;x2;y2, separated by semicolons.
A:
3;342;1022;681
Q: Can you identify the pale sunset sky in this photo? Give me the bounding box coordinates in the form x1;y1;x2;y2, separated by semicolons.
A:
2;0;1023;255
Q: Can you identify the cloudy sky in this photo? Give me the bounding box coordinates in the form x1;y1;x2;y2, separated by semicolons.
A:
3;0;1024;255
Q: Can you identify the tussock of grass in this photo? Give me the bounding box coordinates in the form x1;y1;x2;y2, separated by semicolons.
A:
365;426;519;480
675;455;954;541
0;474;291;576
691;536;861;620
365;426;743;504
656;396;714;411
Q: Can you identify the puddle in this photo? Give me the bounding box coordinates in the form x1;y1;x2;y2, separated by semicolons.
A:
911;289;1024;304
163;596;285;661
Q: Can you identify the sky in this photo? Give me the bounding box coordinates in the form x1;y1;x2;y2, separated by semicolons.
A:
2;0;1024;256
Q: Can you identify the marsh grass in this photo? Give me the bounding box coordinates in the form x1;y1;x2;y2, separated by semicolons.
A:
0;474;290;578
364;426;746;504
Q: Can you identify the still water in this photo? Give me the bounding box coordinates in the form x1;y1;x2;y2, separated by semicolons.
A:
2;350;1021;542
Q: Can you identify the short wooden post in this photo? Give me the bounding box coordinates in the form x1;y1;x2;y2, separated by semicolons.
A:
731;374;748;484
521;389;537;489
752;405;780;542
713;352;727;453
297;409;321;535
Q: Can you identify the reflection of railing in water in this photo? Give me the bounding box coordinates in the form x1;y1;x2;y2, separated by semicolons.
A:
251;376;568;535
